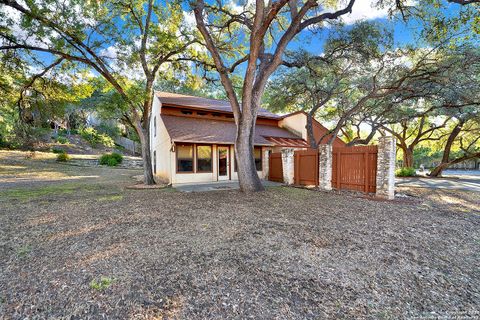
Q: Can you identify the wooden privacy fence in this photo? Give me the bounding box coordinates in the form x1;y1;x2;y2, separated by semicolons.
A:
294;149;319;186
268;146;378;193
332;146;378;193
269;152;284;182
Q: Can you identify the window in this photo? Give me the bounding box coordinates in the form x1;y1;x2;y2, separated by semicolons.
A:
177;144;193;172
196;145;212;172
212;112;221;117
234;147;262;172
254;147;262;171
153;116;157;137
181;110;193;115
153;151;156;174
197;112;207;116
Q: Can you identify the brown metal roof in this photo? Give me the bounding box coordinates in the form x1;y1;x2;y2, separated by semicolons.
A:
156;91;280;119
161;115;307;147
264;137;310;148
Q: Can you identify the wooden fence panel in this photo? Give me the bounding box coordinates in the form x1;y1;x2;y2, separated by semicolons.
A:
294;149;319;186
332;146;377;193
269;152;283;182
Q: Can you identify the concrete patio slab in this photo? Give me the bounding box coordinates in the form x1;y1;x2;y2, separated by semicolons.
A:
173;180;283;192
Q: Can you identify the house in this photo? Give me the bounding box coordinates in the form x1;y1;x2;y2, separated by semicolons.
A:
150;92;345;184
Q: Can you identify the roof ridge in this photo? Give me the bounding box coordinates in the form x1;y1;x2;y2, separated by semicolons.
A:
155;91;230;103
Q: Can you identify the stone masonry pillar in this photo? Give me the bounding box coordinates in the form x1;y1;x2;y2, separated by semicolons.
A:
262;149;270;179
318;144;333;191
376;136;396;200
281;148;295;185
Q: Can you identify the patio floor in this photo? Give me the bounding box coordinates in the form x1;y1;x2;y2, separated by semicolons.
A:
172;180;283;192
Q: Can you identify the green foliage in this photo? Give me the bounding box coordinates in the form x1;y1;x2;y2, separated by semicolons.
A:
16;245;32;258
97;123;121;139
56;136;68;144
99;152;123;166
89;277;114;291
80;127;115;148
56;152;70;162
51;147;65;154
395;167;416;177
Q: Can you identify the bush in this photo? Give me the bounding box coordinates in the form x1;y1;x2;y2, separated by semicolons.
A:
79;127;115;148
56;136;68;144
99;152;123;166
395;167;416;177
51;147;65;154
56;152;70;162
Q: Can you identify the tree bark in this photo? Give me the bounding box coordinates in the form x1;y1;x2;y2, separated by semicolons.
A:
235;100;265;192
306;113;318;149
403;147;414;168
136;124;155;185
429;121;464;177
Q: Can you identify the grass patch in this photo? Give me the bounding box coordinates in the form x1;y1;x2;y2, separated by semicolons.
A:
16;245;32;258
0;182;101;202
274;186;312;199
90;277;114;291
97;194;123;201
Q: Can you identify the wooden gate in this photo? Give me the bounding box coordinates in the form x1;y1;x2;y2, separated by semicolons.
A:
294;149;319;186
269;152;283;182
332;146;378;193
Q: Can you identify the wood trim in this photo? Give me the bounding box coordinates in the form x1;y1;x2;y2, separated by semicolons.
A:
160;103;281;120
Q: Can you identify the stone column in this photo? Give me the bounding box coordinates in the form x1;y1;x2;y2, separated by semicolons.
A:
281;148;295;185
318;144;333;191
262;149;270;179
376;136;396;200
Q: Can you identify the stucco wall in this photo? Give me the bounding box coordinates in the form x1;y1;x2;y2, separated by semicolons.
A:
278;113;307;140
150;97;172;184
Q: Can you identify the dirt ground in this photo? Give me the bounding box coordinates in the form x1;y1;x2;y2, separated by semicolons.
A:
0;151;479;319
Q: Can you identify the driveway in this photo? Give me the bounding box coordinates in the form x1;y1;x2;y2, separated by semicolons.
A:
396;175;480;192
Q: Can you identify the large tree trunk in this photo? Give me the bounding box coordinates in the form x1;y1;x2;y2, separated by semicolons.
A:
429;121;464;177
306;113;318;149
136;123;155;185
429;162;449;177
235;101;264;192
403;147;414;168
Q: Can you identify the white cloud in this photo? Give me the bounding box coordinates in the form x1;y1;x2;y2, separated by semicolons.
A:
339;0;417;24
183;10;196;28
99;45;120;59
340;0;389;24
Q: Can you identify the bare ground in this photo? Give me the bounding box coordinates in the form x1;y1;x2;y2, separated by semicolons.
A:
0;151;479;319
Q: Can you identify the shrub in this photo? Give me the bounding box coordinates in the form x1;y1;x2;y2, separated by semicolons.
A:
56;152;70;162
51;147;64;154
80;127;115;148
395;167;416;177
56;136;68;144
99;152;123;166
